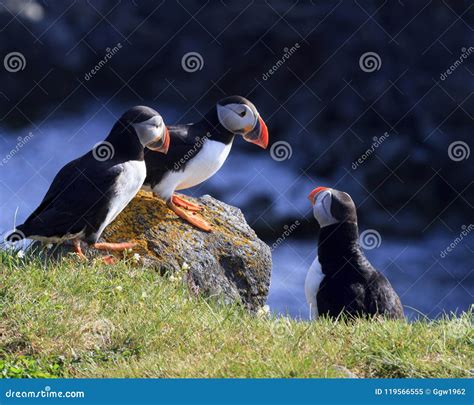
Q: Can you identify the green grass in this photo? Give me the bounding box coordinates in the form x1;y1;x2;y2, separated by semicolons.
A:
1;249;472;378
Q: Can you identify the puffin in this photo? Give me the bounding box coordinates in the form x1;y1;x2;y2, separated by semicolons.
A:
6;106;170;262
143;95;268;232
305;187;404;320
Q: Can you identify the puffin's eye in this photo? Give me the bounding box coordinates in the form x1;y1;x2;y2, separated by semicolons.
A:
238;110;246;117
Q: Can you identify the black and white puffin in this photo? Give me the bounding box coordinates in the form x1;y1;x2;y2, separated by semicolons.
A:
6;106;170;262
305;187;404;320
143;95;268;231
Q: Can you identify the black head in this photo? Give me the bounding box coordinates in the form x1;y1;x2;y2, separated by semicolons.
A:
215;95;268;149
308;187;358;227
112;106;169;153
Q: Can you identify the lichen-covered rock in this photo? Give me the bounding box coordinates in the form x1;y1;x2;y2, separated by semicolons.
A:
99;191;272;311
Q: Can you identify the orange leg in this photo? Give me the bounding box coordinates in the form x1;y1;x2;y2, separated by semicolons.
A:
172;194;202;212
167;200;212;232
92;242;136;265
93;242;138;251
72;239;87;260
101;255;117;265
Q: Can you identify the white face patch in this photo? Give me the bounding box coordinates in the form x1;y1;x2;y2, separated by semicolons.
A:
313;190;339;227
216;103;257;134
132;115;165;147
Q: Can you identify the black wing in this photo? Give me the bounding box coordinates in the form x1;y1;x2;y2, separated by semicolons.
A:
18;152;122;240
144;124;204;187
366;272;404;319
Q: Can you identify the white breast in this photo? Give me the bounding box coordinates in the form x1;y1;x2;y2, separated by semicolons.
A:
98;160;146;236
153;139;232;200
305;257;325;320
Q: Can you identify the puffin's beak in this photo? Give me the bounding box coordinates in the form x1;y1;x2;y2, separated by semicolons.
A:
243;116;269;149
146;127;170;154
308;186;328;205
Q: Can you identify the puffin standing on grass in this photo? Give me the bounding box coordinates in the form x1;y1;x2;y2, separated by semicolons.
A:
143;95;269;232
305;187;403;320
6;106;170;262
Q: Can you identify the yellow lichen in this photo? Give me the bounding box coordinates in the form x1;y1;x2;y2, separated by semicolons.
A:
102;191;260;265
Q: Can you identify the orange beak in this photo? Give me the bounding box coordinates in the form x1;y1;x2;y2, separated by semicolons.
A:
243;116;269;149
308;186;328;205
146;127;170;154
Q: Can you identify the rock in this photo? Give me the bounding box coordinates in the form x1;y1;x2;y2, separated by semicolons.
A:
93;191;271;312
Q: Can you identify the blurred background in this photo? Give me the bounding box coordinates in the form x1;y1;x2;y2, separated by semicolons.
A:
0;0;472;319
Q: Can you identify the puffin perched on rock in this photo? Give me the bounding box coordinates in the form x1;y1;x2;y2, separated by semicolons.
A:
7;106;170;262
143;95;268;232
305;187;403;320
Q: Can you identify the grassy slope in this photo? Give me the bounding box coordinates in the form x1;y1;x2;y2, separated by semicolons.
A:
0;250;472;378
